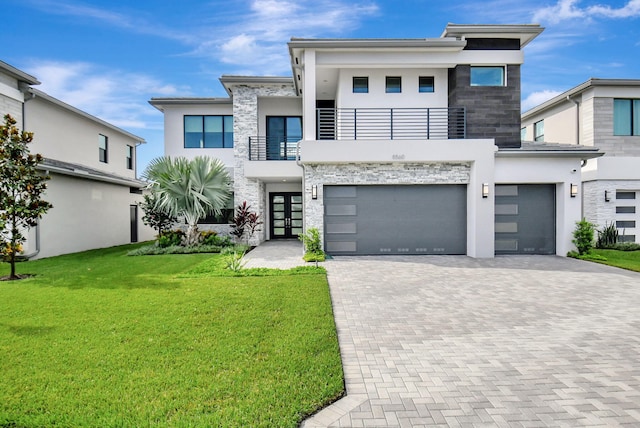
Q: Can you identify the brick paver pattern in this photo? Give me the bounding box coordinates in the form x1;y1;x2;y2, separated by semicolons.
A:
303;255;640;427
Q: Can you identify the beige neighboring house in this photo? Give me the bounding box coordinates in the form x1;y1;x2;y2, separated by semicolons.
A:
1;60;154;259
522;79;640;243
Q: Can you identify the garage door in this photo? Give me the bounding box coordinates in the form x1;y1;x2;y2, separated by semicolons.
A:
495;184;556;255
324;185;467;255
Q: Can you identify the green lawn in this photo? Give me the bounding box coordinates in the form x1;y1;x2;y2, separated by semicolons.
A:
590;249;640;272
0;244;343;427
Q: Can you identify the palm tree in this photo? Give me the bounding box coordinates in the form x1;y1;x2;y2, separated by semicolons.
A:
142;156;231;246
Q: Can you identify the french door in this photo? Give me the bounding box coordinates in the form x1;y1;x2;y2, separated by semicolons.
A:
270;193;303;239
266;116;302;160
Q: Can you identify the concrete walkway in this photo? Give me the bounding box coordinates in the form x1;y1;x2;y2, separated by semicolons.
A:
243;239;307;269
303;255;640;427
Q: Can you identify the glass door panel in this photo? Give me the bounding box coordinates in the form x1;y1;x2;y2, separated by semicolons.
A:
270;193;303;239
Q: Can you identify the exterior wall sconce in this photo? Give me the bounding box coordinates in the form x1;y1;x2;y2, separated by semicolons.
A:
482;183;489;198
570;183;578;198
312;185;318;200
604;190;611;202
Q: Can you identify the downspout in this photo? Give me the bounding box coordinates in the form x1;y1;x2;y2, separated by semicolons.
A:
20;89;42;259
567;95;580;145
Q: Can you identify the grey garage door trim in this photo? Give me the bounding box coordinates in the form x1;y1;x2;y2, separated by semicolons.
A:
495;184;556;255
324;184;467;255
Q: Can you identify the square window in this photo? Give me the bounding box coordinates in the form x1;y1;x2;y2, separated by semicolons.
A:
470;66;505;86
353;77;368;93
385;76;401;93
98;134;108;163
419;76;434;93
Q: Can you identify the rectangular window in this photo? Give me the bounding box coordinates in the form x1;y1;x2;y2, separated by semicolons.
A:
198;193;234;224
99;134;108;163
266;116;302;160
419;76;434;93
385;76;401;93
616;191;636;200
126;145;133;170
616;220;636;229
619;235;636;242
616;206;636;214
613;99;640;136
470;66;505;86
352;77;369;93
184;115;233;148
521;127;527;140
534;120;544;142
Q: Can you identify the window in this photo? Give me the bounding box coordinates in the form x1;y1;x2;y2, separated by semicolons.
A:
266;116;302;160
99;134;108;163
617;206;636;214
352;77;368;93
184;115;233;148
126;145;133;170
534;120;544;142
617;191;636;200
470;66;505;86
521;127;527;140
385;76;401;93
616;220;636;229
613;99;640;136
419;76;434;93
198;193;234;224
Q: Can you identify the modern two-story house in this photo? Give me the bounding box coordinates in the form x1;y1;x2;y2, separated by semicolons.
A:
522;79;640;243
1;60;154;259
151;23;601;257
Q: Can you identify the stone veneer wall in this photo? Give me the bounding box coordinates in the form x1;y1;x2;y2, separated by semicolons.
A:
303;162;471;246
583;179;640;243
592;98;640;157
231;83;297;245
448;65;521;148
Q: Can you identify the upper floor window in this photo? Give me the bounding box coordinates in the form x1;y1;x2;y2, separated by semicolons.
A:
126;145;134;170
470;66;505;86
352;77;369;93
385;76;402;93
419;76;434;93
534;120;544;142
184;115;233;148
613;99;640;136
98;134;108;163
520;127;527;140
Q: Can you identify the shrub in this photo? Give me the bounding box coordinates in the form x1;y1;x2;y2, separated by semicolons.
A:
596;222;618;248
127;244;227;256
157;230;184;248
572;218;595;255
610;242;640;251
303;251;326;262
224;251;246;272
299;228;322;254
200;231;232;247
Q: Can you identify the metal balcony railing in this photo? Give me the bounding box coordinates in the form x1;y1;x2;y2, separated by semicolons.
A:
316;107;466;140
248;136;300;161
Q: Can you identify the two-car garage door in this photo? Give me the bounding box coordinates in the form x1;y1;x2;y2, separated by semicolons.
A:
324;185;467;255
323;184;556;256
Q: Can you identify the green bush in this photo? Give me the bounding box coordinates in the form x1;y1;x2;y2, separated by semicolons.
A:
572;219;595;255
610;242;640;251
127;244;225;256
200;230;232;247
596;222;618;248
157;229;184;248
299;228;322;254
303;251;326;262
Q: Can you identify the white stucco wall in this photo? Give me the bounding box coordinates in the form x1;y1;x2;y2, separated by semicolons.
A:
495;156;584;256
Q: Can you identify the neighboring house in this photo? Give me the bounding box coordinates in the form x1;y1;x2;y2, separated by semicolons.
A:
0;60;154;259
151;23;602;257
522;79;640;243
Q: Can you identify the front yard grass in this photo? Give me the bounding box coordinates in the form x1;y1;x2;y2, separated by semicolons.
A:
0;244;343;427
589;249;640;272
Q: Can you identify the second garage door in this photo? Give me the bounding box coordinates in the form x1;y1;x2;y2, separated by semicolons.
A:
324;185;467;255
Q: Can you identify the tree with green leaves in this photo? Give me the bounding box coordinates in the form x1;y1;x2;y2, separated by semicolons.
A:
139;192;176;237
0;114;53;280
142;156;230;246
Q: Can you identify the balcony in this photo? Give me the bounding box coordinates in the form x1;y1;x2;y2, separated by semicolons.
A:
248;136;300;161
317;107;466;140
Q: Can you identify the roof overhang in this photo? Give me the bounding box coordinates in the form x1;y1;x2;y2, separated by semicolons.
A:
442;24;544;48
0;60;40;86
219;75;294;96
38;158;146;188
149;97;232;112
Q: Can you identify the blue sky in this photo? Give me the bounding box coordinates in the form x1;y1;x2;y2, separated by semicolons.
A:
3;0;640;172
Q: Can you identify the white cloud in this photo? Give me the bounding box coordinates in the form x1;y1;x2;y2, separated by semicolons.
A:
27;60;186;131
533;0;640;24
522;89;563;111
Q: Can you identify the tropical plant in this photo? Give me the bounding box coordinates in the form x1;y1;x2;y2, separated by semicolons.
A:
230;201;262;244
572;218;595;255
299;227;325;263
596;222;618;249
142;156;231;246
140;192;176;237
224;251;246;272
0;114;53;279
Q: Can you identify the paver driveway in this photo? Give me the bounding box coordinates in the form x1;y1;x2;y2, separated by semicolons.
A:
303;256;640;427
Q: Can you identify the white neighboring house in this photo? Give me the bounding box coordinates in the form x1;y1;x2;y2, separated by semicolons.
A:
151;23;602;257
0;60;155;259
522;79;640;243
